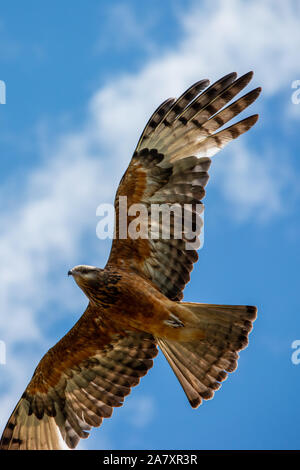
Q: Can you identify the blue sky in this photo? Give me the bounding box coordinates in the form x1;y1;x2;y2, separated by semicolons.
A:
0;0;300;450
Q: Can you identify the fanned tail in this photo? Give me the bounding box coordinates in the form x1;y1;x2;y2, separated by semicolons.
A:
158;303;257;408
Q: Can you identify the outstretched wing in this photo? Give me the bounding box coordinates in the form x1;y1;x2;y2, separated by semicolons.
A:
106;72;261;300
0;304;158;450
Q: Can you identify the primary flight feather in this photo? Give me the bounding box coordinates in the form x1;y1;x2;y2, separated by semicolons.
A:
0;71;260;450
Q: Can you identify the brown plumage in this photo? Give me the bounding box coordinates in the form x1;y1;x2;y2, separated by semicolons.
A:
0;72;260;450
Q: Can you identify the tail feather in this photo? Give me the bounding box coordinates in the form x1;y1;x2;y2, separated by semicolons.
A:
158;303;257;408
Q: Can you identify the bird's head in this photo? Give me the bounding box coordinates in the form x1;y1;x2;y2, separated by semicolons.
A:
68;265;102;292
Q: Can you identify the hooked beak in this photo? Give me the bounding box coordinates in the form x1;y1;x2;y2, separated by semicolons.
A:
68;270;73;276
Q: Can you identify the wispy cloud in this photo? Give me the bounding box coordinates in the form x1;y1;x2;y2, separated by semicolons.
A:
94;3;157;56
213;142;293;222
124;395;156;429
179;0;300;94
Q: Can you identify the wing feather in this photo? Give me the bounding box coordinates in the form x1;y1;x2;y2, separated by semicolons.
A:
0;304;158;450
107;72;260;299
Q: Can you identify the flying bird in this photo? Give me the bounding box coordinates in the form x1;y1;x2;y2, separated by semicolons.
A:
0;71;260;450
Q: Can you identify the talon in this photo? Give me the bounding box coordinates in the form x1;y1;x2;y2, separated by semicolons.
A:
164;313;184;328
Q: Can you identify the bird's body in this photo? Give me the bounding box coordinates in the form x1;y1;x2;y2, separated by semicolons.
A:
0;71;260;450
69;266;206;342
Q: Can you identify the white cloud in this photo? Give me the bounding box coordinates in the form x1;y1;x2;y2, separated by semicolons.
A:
0;0;299;447
179;0;300;94
89;0;299;222
124;395;156;429
95;3;157;55
212;142;293;222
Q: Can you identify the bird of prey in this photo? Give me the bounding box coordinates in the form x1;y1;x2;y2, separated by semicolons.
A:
0;71;260;450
